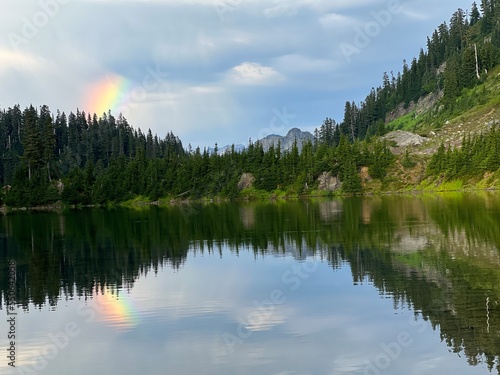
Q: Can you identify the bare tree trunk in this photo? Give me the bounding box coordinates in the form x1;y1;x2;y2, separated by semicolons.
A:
475;44;481;80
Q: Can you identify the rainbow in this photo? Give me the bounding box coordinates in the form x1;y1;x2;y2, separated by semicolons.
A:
85;74;132;117
96;289;140;330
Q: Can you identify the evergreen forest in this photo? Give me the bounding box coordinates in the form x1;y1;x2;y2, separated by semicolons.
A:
2;1;500;206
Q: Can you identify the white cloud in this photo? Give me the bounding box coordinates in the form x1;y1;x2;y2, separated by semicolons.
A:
263;2;300;18
226;62;283;85
402;9;431;20
0;48;43;73
318;12;356;29
273;54;337;74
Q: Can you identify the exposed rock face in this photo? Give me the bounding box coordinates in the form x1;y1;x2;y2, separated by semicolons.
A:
382;130;427;147
257;128;314;153
238;173;255;190
211;128;314;155
317;172;341;191
56;180;64;192
416;90;444;116
359;167;371;184
385;90;443;123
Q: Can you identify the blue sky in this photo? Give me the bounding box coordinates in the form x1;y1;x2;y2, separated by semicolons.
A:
1;0;473;149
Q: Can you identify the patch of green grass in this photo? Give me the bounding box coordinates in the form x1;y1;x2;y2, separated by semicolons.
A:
120;195;153;207
386;111;422;132
238;187;272;200
475;169;500;189
436;180;464;191
414;179;431;191
394;253;425;269
417;179;464;192
306;189;333;198
476;176;493;189
272;189;290;198
494;169;500;186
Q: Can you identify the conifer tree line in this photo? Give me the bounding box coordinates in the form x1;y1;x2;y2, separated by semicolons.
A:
1;2;500;206
426;125;500;180
0;104;395;205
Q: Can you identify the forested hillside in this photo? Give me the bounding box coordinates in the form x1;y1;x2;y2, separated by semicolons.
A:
1;1;500;207
315;1;500;144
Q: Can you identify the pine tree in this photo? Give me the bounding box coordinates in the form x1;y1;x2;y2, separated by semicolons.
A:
449;9;467;54
470;2;481;25
460;46;479;87
481;0;494;34
444;57;460;103
369;141;395;179
22;105;40;181
40;105;55;181
427;143;446;176
341;157;362;194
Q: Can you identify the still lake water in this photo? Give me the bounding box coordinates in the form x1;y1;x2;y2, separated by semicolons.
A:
1;193;500;374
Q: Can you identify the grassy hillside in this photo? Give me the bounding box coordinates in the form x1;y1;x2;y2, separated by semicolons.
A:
370;66;500;193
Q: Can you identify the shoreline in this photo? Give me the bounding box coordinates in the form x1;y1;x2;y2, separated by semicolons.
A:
1;185;499;213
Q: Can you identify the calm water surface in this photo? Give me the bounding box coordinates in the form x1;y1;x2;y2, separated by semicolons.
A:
1;193;500;374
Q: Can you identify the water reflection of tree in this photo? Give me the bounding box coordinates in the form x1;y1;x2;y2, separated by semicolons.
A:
1;193;500;371
340;245;500;373
329;193;500;374
0;208;191;309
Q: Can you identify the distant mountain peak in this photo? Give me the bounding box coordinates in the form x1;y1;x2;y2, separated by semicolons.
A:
258;127;313;152
208;127;314;155
287;127;302;135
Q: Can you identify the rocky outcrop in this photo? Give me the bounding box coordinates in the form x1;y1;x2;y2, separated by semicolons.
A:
238;173;255;190
415;90;443;116
385;90;443;123
382;130;427;147
317;172;341;191
359;167;372;184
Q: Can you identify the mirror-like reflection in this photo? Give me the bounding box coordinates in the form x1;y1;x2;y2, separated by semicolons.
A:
1;193;500;374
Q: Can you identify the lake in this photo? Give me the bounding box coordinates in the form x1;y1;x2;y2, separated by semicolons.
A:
1;193;500;374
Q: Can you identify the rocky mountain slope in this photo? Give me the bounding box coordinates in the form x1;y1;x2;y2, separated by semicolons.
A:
212;127;314;155
256;127;314;152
